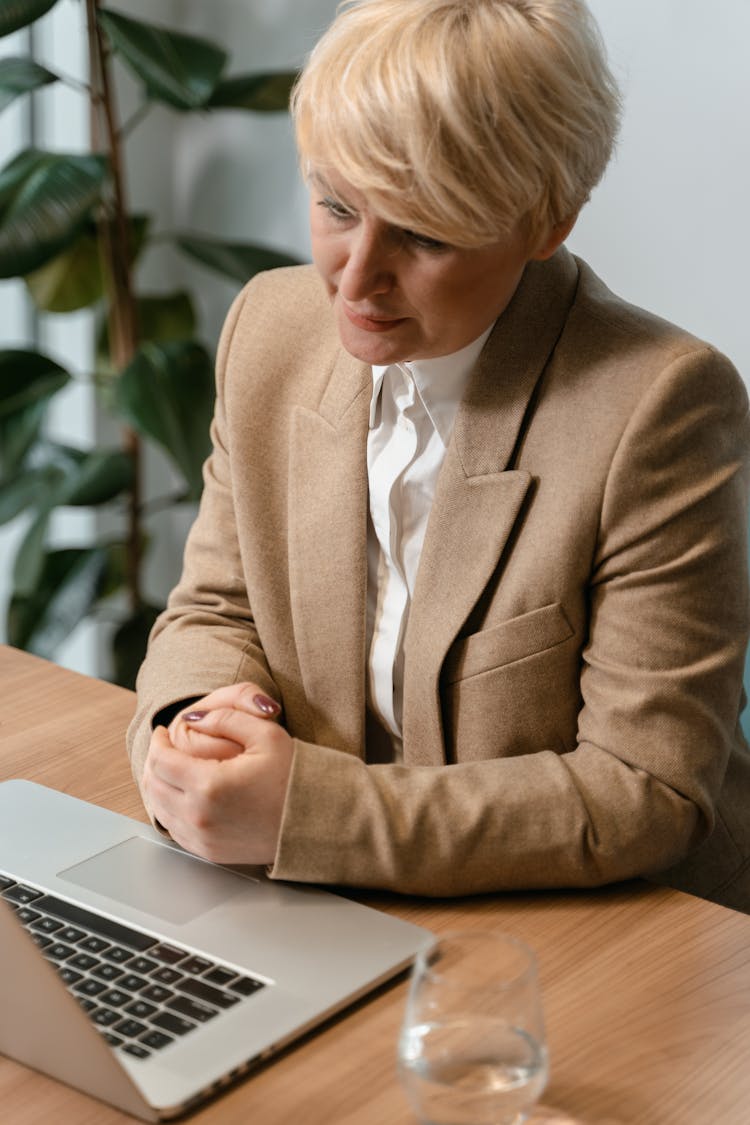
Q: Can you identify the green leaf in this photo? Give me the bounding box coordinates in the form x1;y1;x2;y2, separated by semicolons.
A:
57;445;134;506
0;459;62;524
7;443;133;594
27;442;133;506
0;463;58;524
112;602;162;688
7;546;108;657
0;348;70;417
97;290;196;367
98;8;227;110
137;290;196;342
0;56;58;112
12;504;51;594
176;234;300;284
0;0;58;38
70;449;134;505
113;339;214;499
206;70;297;112
0;148;108;277
0;397;45;480
24;214;150;312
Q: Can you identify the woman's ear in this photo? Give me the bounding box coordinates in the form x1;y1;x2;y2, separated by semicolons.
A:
531;215;578;261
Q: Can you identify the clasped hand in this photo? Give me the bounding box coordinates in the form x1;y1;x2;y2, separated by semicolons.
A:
142;683;293;866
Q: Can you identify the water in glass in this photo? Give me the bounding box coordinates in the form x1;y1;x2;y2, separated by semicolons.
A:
399;1014;548;1124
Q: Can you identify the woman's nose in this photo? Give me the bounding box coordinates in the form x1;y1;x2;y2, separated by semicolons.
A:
339;225;395;301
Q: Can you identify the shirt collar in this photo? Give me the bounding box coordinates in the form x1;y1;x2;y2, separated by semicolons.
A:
369;323;494;445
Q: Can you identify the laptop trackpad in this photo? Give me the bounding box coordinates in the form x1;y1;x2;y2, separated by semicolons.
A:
58;837;255;925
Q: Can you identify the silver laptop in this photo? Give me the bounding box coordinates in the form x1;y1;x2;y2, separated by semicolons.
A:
0;779;431;1121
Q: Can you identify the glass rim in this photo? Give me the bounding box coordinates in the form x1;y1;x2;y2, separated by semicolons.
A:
414;928;539;987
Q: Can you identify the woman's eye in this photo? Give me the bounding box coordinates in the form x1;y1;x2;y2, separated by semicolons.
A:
319;197;354;221
404;229;448;252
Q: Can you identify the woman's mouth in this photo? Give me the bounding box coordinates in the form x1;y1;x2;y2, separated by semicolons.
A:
342;303;408;332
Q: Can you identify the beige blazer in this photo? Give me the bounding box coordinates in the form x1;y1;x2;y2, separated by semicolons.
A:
128;248;750;910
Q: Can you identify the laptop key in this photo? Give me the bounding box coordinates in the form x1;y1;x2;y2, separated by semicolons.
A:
3;885;43;905
74;978;108;998
167;995;219;1023
151;1011;196;1037
103;1033;124;1048
30;916;63;934
125;999;158;1020
16;906;41;924
92;1008;121;1027
152;966;183;985
151;944;187;965
204;966;236;987
181;955;212;975
118;973;149;993
101;989;131;1008
129;956;158;974
45;942;76;961
92;962;125;982
58;925;86;943
113;1018;148;1039
178;978;241;1009
103;945;134;964
79;936;110;954
229;976;265;997
141;984;174;1004
59;967;84;986
123;1043;151;1059
0;875;16;891
68;952;100;972
140;1030;174;1051
30;933;53;950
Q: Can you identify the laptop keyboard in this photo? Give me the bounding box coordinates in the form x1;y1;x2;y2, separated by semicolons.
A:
0;872;265;1060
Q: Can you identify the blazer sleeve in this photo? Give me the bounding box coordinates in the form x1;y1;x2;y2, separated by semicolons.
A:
126;283;280;793
268;343;750;896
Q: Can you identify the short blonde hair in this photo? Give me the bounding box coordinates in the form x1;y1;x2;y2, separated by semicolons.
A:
292;0;621;248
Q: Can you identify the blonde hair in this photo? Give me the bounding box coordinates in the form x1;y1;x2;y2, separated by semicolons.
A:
292;0;621;248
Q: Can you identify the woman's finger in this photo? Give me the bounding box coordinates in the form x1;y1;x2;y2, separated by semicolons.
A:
177;682;281;723
182;706;280;751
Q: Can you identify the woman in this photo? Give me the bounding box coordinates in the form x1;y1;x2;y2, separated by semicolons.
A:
130;0;750;910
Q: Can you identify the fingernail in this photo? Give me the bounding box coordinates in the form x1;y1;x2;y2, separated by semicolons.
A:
183;710;207;722
253;694;280;716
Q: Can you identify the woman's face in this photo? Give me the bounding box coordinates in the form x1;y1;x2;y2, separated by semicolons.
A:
309;172;533;365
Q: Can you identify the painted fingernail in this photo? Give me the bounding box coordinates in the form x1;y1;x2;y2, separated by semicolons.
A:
183;710;207;722
253;694;280;716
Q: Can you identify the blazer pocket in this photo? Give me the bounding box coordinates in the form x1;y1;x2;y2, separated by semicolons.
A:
444;602;574;684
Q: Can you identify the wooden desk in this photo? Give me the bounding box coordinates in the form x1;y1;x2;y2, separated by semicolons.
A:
1;643;749;1125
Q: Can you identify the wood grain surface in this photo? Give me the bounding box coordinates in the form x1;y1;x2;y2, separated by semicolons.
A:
1;645;749;1124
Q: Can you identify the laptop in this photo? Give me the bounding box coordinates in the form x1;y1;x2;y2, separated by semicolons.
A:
0;779;431;1121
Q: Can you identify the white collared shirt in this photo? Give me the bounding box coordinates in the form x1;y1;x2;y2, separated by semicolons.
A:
366;326;494;758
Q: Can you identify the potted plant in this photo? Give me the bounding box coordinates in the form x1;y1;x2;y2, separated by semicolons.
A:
0;0;299;685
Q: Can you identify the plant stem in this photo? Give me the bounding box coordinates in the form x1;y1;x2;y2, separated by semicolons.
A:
86;0;142;614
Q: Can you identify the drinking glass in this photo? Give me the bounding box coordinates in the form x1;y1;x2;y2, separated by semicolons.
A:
397;930;548;1125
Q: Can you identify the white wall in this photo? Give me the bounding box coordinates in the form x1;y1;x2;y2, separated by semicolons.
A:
569;0;750;380
2;0;748;678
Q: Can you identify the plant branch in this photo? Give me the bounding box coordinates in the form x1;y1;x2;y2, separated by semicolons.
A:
86;0;142;612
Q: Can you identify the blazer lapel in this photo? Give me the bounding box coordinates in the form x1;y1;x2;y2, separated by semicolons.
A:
288;347;371;756
402;249;580;764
